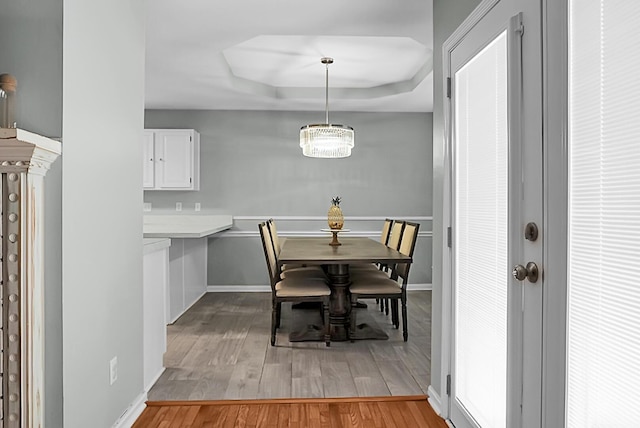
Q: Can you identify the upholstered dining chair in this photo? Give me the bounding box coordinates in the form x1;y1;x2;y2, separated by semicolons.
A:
349;221;420;342
350;218;395;273
266;218;324;279
258;222;331;346
366;220;406;314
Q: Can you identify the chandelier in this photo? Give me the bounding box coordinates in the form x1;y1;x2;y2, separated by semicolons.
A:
300;57;355;158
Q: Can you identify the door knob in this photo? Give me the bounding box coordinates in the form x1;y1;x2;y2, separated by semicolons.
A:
512;262;539;283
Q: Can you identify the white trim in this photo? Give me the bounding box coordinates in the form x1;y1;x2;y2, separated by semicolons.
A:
206;284;432;293
216;230;433;239
144;367;166;394
111;392;147;428
427;385;443;416
168;290;207;324
207;285;271;293
233;215;433;222
444;0;501;52
541;0;569;426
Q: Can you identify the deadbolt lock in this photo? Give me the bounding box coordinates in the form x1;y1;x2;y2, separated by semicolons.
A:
512;262;539;283
525;222;539;241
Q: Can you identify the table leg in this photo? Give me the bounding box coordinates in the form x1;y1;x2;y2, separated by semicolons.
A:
326;264;350;341
288;263;388;343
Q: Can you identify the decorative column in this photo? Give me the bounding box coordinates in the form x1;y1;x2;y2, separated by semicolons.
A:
0;128;61;428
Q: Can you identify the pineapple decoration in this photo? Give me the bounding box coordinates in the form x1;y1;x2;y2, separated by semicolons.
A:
327;196;344;230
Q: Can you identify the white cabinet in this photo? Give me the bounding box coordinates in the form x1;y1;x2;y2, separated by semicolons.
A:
143;129;200;190
143;238;170;391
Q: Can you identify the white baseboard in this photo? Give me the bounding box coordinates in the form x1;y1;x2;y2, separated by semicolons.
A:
169;290;207;323
427;385;442;416
112;392;147;428
145;367;166;394
206;284;432;293
207;285;271;292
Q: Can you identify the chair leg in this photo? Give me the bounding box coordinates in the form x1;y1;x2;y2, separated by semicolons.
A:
275;302;282;329
350;295;358;342
271;301;277;346
380;298;385;312
323;300;331;347
391;299;399;328
401;295;408;342
385;298;390;316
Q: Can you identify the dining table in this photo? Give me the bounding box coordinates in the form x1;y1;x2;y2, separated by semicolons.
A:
277;236;412;342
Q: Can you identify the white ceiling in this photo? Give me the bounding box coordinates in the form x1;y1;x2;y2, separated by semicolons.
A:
145;0;434;113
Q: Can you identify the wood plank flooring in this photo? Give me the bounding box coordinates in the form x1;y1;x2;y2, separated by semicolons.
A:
133;395;448;428
148;291;432;401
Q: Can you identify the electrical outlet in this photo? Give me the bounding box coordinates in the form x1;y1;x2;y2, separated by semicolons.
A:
109;356;118;385
143;202;152;212
195;202;201;212
176;202;182;211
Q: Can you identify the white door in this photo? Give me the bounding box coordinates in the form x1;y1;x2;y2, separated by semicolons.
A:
445;1;542;427
155;130;193;189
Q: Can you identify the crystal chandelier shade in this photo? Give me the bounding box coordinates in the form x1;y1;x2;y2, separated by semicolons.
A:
299;58;355;158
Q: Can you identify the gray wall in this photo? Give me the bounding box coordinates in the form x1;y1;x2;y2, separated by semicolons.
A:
62;1;146;427
144;110;433;286
431;0;482;399
0;1;63;426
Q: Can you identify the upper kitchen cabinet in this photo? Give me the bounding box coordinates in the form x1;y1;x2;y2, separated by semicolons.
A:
143;129;200;191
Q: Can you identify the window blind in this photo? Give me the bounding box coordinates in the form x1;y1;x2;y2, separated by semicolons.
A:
568;1;640;426
454;31;508;428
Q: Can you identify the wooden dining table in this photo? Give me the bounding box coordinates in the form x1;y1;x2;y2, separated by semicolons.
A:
277;236;412;341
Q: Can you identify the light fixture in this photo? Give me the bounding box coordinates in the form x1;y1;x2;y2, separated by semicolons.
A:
300;57;354;158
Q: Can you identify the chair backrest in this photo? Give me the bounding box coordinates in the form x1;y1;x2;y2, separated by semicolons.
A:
267;218;281;254
380;218;393;245
258;222;279;291
386;220;406;250
394;221;420;285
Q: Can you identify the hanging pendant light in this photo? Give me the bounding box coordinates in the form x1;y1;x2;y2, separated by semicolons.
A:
300;57;355;158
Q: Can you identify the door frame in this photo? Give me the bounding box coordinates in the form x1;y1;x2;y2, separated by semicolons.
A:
540;0;569;426
438;0;504;420
439;0;547;425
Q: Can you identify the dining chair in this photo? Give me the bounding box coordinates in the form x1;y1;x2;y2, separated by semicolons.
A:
266;218;325;280
267;218;323;275
349;221;420;342
258;222;331;346
350;218;394;273
355;220;406;314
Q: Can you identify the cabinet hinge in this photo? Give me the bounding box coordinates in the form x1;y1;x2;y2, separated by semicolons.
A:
446;374;452;396
447;226;452;248
446;77;451;99
515;24;524;37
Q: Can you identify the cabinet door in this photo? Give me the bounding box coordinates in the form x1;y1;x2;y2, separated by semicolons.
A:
154;130;194;189
142;131;156;189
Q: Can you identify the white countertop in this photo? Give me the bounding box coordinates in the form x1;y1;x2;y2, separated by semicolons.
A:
143;214;233;238
143;238;172;255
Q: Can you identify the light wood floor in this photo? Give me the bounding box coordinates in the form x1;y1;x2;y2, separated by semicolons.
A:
148;291;432;401
134;396;447;428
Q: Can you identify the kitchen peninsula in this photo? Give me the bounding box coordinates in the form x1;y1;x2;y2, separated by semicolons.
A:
143;214;233;323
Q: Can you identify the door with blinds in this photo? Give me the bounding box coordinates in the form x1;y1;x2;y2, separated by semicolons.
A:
444;0;543;427
564;0;640;426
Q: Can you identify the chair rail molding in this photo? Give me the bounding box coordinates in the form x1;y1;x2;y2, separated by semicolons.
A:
224;215;433;239
0;128;61;428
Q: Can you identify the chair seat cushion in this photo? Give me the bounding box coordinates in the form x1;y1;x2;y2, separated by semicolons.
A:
349;277;402;295
349;269;390;281
281;266;326;280
275;277;331;297
349;263;379;271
